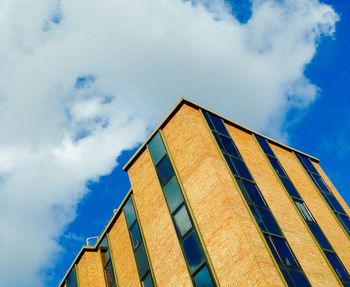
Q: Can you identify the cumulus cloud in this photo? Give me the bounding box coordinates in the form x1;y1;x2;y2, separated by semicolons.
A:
0;0;338;285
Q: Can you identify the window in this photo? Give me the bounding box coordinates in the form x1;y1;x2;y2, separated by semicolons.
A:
183;230;206;273
230;156;253;181
239;179;266;207
295;201;314;223
257;146;350;284
135;243;150;278
268;156;287;177
267;236;299;268
217;134;240;157
297;152;350;237
255;135;275;156
100;236;117;287
163;177;184;213
156;155;175;187
66;266;78;287
325;252;350;282
204;111;229;136
324;194;346;214
124;197;137;228
311;174;331;194
123;196;154;286
252;205;282;236
141;272;154;287
281;268;311;287
308;224;332;251
148;132;166;165
297;154;318;174
204;112;310;286
174;205;192;237
148;131;216;285
193;266;215;287
280;177;300;199
130;223;142;249
337;214;350;233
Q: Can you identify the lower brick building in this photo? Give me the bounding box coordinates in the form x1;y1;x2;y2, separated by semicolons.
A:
60;99;350;287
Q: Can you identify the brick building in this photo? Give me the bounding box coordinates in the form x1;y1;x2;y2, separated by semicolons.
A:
59;99;350;287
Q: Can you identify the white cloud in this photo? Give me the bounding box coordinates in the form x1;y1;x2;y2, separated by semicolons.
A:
0;0;338;285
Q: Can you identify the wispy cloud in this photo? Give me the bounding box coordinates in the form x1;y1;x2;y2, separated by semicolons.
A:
0;0;338;285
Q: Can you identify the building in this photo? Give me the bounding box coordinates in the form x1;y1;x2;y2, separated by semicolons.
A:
59;98;350;287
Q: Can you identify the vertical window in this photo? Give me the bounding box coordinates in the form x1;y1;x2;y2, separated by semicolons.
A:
66;266;78;287
100;236;117;287
203;112;311;287
123;196;155;286
296;153;350;238
256;135;350;285
148;132;216;287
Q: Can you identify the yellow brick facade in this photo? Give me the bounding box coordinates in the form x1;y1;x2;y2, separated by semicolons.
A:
128;149;193;286
76;250;105;287
59;99;350;287
108;213;140;287
227;126;340;286
272;145;350;272
162;104;283;286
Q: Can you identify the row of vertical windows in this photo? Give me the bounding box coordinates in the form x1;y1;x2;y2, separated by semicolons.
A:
203;110;311;287
296;153;350;236
256;135;350;286
123;196;155;287
66;265;78;287
99;236;117;287
148;132;216;287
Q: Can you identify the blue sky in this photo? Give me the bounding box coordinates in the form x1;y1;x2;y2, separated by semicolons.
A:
0;0;348;286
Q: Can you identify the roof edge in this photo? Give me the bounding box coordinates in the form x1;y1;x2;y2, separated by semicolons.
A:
123;97;319;172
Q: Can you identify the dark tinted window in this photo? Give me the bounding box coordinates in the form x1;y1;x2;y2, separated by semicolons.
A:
135;243;150;278
163;177;184;213
183;230;205;273
241;180;266;207
337;214;350;234
269;236;298;268
269;156;287;177
193;266;215;287
289;269;311;287
203;111;215;130
231;157;253;181
297;154;318;174
124;198;137;228
255;206;282;236
325;252;350;281
224;154;237;175
156;155;175;187
325;194;345;214
281;268;295;287
130;223;142;249
255;135;275;156
312;174;330;194
148;133;166;165
281;177;300;199
219;135;240;157
142;272;154;287
308;224;332;251
174;205;192;237
67;266;78;287
207;112;229;136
